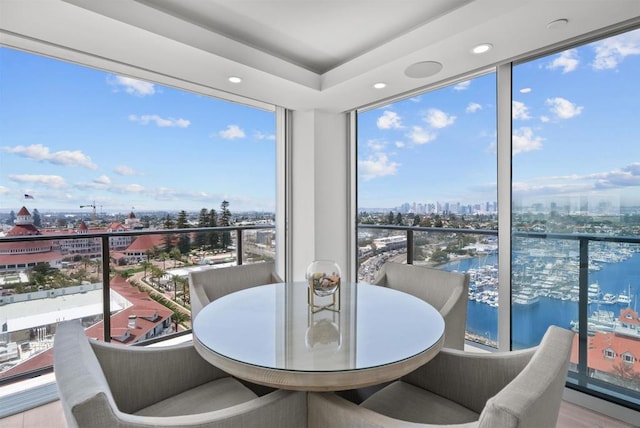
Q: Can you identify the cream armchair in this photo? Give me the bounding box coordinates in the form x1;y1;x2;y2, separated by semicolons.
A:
54;320;306;428
309;325;574;428
373;262;470;349
189;261;282;319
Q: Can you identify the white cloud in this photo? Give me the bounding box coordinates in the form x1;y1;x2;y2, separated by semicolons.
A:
512;101;531;120
2;144;97;169
592;30;640;70
454;81;471;91
466;102;482;113
109;75;156;96
519;88;532;94
358;153;400;181
0;186;9;195
377;110;402;129
512;127;543;155
94;175;111;185
592;162;640;189
546;97;583;119
114;165;142;176
513;162;640;197
367;139;386;152
124;184;145;193
219;125;246;140
424;108;456;129
546;49;579;73
129;114;190;128
9;174;67;189
407;126;436;145
540;115;550;123
395;141;405;148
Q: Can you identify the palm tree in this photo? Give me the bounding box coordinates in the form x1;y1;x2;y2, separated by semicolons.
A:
159;252;169;270
170;274;182;301
177;276;189;305
170;247;181;268
149;265;164;286
81;256;91;272
171;309;190;333
145;246;158;261
140;260;152;280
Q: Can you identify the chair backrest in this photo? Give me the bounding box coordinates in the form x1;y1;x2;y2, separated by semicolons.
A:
478;325;574;428
189;261;282;318
54;320;123;428
373;262;469;349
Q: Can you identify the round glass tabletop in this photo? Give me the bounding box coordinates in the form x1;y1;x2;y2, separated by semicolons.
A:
193;282;444;390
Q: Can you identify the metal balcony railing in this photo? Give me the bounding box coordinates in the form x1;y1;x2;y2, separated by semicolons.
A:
357;224;640;410
0;225;275;384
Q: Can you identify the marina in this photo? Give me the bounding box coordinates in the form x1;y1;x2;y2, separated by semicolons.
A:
442;244;640;348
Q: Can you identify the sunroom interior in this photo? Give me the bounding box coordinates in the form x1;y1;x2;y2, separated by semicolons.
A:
1;0;640;425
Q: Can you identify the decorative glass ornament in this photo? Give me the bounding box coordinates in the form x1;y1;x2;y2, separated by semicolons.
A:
306;260;341;312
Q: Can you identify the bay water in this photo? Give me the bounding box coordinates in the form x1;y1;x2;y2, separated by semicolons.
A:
441;251;640;349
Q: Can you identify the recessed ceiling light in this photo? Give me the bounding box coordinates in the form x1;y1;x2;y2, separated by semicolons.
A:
405;61;443;78
228;76;242;83
373;82;387;89
471;43;493;54
547;18;569;30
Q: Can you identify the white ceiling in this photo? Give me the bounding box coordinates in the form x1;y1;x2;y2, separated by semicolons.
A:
1;0;640;111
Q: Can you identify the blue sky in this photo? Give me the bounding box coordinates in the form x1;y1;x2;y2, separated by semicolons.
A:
358;29;640;212
1;29;639;216
0;48;276;214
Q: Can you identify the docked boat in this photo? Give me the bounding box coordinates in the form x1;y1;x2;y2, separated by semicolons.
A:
617;292;632;306
513;289;540;306
570;310;617;333
617;284;633;306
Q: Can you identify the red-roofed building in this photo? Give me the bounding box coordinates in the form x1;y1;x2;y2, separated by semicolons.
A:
85;275;173;344
570;308;640;389
121;233;166;264
1;275;175;379
0;207;163;272
0;208;62;271
125;211;142;229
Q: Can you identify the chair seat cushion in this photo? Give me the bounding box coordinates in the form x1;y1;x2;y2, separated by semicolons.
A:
135;377;258;417
360;380;480;424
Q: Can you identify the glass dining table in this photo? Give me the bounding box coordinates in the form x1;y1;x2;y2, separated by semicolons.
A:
193;281;444;391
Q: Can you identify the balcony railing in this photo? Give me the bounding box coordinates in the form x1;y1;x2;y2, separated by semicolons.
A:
358;224;640;410
0;224;275;385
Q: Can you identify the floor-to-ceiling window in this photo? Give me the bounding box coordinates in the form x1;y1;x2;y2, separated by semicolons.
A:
511;28;640;407
357;72;498;346
0;47;277;382
356;26;640;409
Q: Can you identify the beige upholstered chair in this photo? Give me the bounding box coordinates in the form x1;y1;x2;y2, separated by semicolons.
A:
54;320;306;428
373;262;470;349
308;325;574;428
189;261;282;319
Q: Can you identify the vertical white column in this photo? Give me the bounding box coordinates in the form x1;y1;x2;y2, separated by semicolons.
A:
287;109;349;280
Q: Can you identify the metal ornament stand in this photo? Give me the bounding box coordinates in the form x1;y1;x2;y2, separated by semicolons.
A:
307;283;340;313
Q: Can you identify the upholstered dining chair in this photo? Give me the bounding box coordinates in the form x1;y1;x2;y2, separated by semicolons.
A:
54;320;306;428
373;262;470;349
308;325;574;428
189;261;282;319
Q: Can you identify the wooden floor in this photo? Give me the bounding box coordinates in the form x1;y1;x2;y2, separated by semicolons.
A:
0;399;634;428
